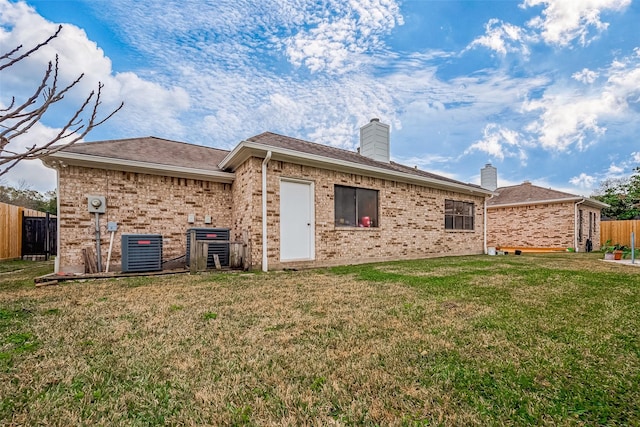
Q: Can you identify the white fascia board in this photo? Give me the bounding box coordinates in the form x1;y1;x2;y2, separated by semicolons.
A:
218;140;253;169
582;199;610;209
219;141;492;196
488;197;608;209
46;151;235;183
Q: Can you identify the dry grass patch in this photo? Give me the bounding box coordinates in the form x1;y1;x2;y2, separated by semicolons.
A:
1;253;639;426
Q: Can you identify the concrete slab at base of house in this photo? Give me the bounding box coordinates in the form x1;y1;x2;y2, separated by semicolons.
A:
494;247;568;254
600;259;640;267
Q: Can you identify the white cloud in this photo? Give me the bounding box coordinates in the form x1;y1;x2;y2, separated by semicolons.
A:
523;94;608;151
65;0;548;160
467;19;533;56
607;163;625;175
283;0;404;73
0;3;112;101
572;68;599;84
2;0;638;195
522;0;631;46
465;123;528;162
523;51;640;152
469;0;631;57
605;153;640;179
393;153;454;170
607;62;640;101
109;72;190;138
569;172;596;188
94;0;403;75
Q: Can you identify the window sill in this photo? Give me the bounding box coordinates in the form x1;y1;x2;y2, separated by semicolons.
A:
334;226;379;231
445;229;475;233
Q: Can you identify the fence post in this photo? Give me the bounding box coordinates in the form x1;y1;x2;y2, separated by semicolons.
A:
230;242;243;268
45;212;50;261
189;230;197;274
196;241;209;272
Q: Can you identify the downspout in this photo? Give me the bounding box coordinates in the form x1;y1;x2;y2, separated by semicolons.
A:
262;151;272;272
55;166;61;273
574;199;585;252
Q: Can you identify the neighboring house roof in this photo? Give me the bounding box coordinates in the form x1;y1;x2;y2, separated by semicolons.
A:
487;181;608;209
44;137;235;183
221;132;492;196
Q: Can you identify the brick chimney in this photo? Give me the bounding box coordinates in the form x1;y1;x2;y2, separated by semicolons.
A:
359;118;390;163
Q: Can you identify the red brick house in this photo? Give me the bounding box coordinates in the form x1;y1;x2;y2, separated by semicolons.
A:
483;165;608;253
43;119;494;273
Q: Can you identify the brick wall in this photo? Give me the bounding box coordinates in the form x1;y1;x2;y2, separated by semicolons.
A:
576;205;602;251
253;159;485;270
486;202;602;251
57;166;233;272
57;158;487;273
230;158;262;266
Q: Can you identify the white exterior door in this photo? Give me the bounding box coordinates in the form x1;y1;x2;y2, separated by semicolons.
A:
280;179;315;261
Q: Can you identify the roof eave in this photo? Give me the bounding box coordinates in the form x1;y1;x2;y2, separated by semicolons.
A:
44;151;235;183
489;197;609;209
582;199;610;209
219;141;492;196
218;140;261;170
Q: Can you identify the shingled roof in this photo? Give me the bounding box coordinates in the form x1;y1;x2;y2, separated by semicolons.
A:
245;132;483;190
488;181;606;208
61;136;230;172
51;133;489;194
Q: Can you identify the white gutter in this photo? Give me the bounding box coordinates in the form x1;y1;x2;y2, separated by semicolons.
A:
262;151;272;272
54;169;61;274
45;152;235;183
574;198;585;252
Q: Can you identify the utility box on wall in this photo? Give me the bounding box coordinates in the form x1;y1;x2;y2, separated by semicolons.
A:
121;234;163;273
87;195;106;213
185;228;230;268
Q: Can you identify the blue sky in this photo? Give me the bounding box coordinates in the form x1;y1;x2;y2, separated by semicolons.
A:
1;0;639;194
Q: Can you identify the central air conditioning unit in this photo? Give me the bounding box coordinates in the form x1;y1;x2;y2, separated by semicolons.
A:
121;234;163;273
185;228;230;268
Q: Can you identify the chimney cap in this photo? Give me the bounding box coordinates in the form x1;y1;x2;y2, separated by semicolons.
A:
370;118;380;122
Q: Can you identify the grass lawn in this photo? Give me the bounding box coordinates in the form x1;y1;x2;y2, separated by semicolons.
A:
1;253;639;426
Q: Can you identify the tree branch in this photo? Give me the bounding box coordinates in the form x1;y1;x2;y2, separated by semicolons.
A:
0;25;62;71
0;25;123;177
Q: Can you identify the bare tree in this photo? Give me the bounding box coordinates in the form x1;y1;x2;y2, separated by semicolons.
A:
0;25;124;176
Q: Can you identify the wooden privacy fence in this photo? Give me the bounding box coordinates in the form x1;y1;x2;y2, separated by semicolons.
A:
0;202;54;260
600;219;640;247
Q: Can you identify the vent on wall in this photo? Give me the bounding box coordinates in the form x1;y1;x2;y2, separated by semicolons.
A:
186;228;230;268
121;234;163;273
